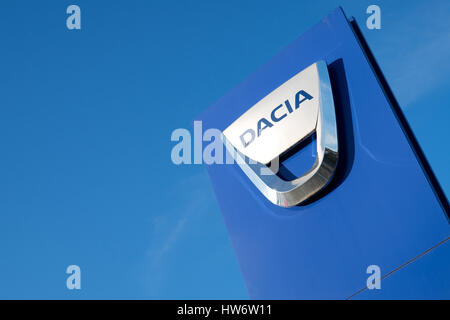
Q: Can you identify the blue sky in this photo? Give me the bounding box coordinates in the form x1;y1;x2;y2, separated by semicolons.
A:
0;0;448;298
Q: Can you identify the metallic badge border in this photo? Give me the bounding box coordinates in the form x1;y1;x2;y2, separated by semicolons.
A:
222;61;338;208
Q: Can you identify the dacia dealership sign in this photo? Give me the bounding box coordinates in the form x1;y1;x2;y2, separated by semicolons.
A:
197;8;449;299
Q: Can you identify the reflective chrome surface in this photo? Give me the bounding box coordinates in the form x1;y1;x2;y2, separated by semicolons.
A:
223;63;320;165
223;61;338;207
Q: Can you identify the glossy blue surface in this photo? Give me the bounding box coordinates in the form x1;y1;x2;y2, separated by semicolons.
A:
198;8;449;299
353;239;450;300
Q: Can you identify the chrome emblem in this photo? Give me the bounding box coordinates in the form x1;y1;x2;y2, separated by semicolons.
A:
222;61;338;207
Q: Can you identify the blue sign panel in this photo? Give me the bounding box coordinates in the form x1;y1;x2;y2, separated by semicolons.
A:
197;7;449;299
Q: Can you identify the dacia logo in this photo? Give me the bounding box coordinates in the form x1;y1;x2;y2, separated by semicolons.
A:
239;90;313;148
222;61;338;207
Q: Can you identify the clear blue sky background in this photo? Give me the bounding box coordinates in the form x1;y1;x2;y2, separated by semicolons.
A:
0;0;448;299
